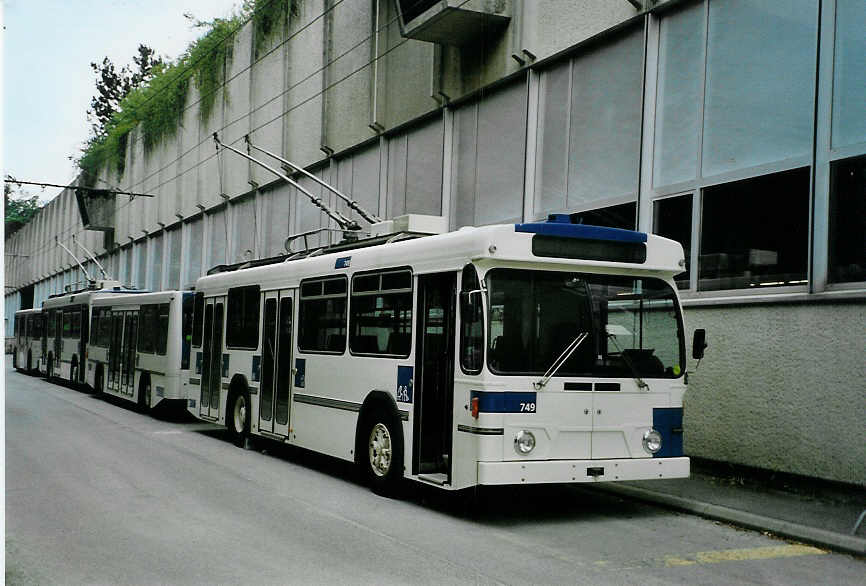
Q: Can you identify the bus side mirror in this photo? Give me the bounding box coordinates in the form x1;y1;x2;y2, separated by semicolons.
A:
692;328;707;360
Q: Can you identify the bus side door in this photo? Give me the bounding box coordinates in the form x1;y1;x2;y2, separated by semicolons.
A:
200;297;224;420
258;289;294;437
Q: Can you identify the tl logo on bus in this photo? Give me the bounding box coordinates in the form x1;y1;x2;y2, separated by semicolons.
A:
396;366;413;403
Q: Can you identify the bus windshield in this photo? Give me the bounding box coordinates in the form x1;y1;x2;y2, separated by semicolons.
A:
486;269;684;379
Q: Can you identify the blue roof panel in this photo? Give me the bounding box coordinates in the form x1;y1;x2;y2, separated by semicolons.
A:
514;222;648;243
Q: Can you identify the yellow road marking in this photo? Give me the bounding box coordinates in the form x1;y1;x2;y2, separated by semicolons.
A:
664;544;826;567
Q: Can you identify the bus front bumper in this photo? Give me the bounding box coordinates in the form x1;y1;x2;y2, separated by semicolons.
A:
477;456;689;485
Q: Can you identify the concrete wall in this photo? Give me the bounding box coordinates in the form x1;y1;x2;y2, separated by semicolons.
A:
683;300;866;486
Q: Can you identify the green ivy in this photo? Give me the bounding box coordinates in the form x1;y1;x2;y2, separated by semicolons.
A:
78;1;297;183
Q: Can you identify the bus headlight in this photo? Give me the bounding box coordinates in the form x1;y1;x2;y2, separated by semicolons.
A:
514;430;536;455
642;429;663;454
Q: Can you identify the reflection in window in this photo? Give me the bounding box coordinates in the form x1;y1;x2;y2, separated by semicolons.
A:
350;270;412;357
699;168;809;291
460;265;484;374
299;277;347;353
485;269;683;378
829;156;866;283
570;202;636;230
226;285;261;349
653;194;692;289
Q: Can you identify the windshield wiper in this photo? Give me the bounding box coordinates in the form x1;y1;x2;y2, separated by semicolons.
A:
533;332;589;390
606;333;649;391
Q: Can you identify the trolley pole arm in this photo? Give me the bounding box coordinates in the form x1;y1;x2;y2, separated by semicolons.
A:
213;134;360;232
72;235;108;280
244;134;382;224
56;237;94;283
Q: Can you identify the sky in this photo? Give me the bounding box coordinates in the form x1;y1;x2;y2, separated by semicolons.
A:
2;0;242;204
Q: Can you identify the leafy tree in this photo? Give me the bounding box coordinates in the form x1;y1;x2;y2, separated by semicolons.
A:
4;182;42;237
87;44;163;139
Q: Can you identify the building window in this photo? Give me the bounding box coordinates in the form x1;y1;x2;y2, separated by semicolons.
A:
349;269;413;357
299;276;347;353
653;195;693;289
699;168;809;291
226;285;261;350
570;202;636;230
828;155;866;283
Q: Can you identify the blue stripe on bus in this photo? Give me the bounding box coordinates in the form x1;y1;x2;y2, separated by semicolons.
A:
470;391;537;413
652;407;684;458
514;221;647;243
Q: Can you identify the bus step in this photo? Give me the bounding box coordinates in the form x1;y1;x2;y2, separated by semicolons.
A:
418;473;449;486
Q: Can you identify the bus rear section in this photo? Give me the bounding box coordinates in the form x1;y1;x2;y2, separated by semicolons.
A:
13;309;45;374
87;291;193;411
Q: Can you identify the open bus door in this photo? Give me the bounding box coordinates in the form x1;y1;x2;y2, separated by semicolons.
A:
258;290;294;437
199;297;224;420
413;273;456;482
107;309;138;397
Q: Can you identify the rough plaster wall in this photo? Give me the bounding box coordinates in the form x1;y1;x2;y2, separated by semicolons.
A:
683;301;866;486
327;0;373;152
251;26;286;187
530;0;638;62
179;85;202;218
224;26;254;198
285;0;326;167
382;1;438;129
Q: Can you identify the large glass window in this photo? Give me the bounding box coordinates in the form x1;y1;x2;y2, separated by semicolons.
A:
181;293;194;369
831;0;866;149
349;269;412;357
828;155;866;283
699;168;809;291
486;269;683;378
387;116;444;217
138;304;169;355
569;202;636;230
299;276;347;353
192;292;204;347
653;195;693;289
226;285;261;350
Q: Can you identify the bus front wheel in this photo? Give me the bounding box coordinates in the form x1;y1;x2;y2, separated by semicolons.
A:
227;389;250;447
359;409;404;497
138;375;151;412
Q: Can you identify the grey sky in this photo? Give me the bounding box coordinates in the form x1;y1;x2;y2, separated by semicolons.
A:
3;0;240;204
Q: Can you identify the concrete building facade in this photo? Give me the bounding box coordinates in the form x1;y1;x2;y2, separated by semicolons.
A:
5;0;865;485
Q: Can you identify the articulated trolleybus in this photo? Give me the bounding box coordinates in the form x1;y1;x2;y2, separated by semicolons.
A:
187;212;701;495
87;290;194;411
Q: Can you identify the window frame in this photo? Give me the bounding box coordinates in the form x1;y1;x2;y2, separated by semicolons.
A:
298;275;348;355
348;268;413;358
225;285;261;351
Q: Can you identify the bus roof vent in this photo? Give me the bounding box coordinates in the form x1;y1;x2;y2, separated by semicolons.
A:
370;214;448;238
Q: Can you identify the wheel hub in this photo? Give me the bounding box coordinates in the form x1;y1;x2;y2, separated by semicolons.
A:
368;423;392;477
234;396;246;432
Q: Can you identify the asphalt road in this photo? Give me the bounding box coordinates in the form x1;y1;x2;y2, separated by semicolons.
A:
6;361;865;585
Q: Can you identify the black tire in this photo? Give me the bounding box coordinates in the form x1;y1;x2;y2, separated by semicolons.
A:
227;389;251;447
70;358;78;386
12;351;19;371
94;368;104;396
26;351;32;373
359;407;404;497
138;375;151;412
46;355;53;380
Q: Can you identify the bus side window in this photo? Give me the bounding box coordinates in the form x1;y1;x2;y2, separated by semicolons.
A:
192;292;204;347
226;285;261;350
182;294;195;369
156;303;169;355
298;276;347;354
460;265;484;374
90;309;100;345
349;269;412;357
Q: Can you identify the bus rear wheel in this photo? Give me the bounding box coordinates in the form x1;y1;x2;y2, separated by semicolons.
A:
360;409;404;497
227;390;250;447
138;376;151;412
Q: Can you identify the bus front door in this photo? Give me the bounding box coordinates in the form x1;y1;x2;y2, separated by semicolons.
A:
258;290;293;437
118;310;138;397
200;298;224;420
413;273;456;479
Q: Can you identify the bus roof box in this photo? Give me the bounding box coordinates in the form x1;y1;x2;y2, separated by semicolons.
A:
370;214;448;238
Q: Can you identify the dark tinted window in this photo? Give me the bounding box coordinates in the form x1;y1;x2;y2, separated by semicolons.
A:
138;303;169;355
349;270;412;357
699;168;809;291
299;276;347;353
226;285;261;349
829;155;866;283
90;309;101;345
181;293;194;369
47;311;56;337
192;292;204;347
653;194;692;289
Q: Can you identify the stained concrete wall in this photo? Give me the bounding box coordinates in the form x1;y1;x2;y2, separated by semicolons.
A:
683;300;866;486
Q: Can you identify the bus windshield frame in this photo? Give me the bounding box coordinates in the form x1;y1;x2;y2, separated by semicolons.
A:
485;268;685;379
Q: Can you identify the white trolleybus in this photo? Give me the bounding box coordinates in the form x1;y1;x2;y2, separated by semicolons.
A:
186;212;707;495
42;279;144;386
13;308;46;374
87;290;195;411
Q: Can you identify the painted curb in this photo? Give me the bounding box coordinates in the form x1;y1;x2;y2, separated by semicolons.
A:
596;483;866;557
